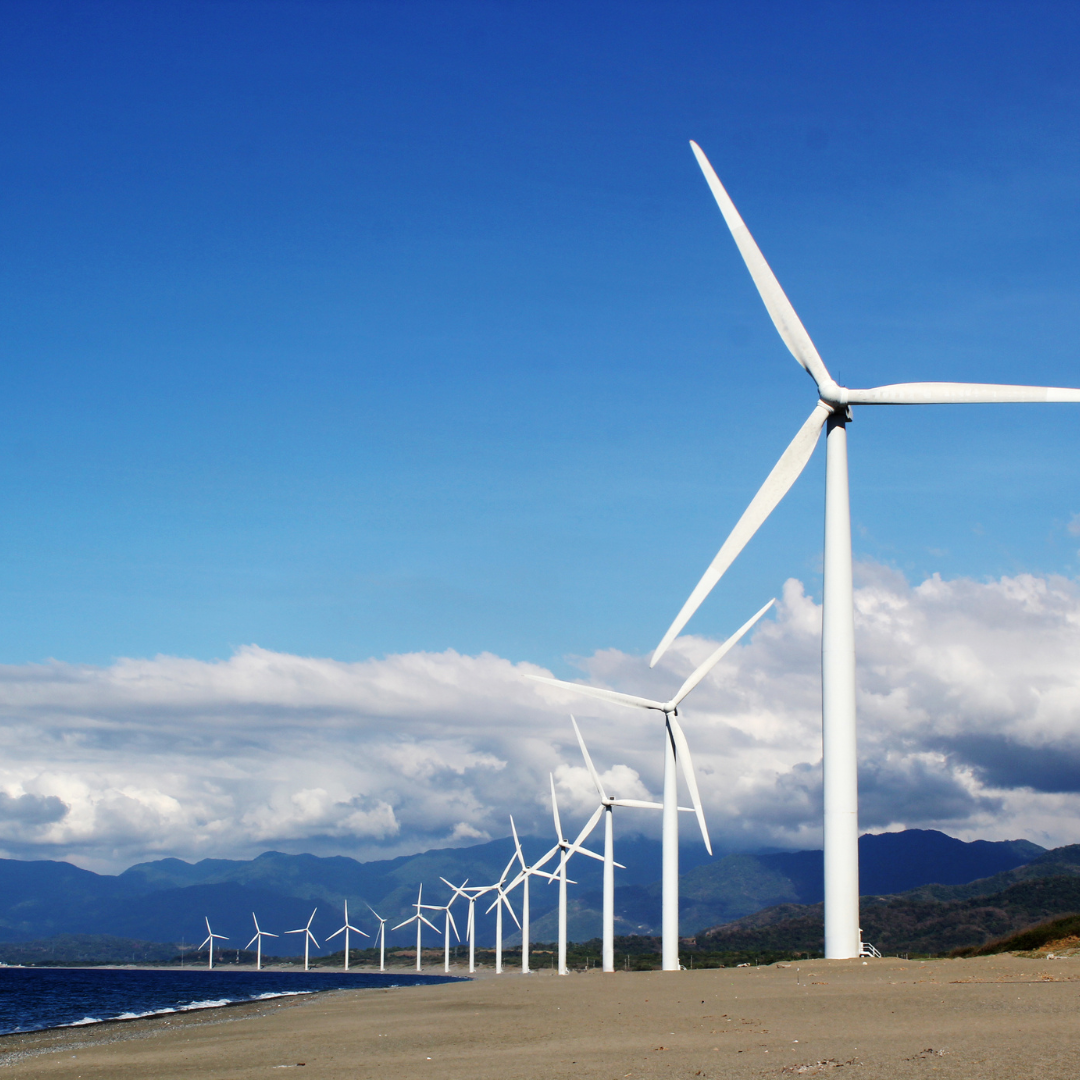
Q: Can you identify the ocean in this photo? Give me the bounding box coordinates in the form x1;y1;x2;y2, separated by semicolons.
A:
0;967;462;1035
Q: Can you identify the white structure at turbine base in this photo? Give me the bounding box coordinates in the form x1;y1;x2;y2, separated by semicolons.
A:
647;141;1080;958
245;913;278;971
529;598;774;970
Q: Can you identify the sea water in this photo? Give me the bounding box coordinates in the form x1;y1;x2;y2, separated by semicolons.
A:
0;967;462;1035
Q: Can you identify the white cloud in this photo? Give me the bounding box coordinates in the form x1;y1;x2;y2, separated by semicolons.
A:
3;564;1080;871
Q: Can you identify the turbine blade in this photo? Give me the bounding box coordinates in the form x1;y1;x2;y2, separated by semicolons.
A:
651;403;828;667
510;815;526;871
571;715;607;801
846;382;1080;405
420;915;440;933
670;598;775;707
527;673;665;712
349;925;369;937
502;893;521;929
610;798;664;809
447;909;459;941
391;916;415;931
246;934;258;950
366;904;384;921
531;843;561;872
307;932;320;948
690;141;835;391
569;804;604;853
549;774;564;842
264;931;278;937
668;714;712;855
326;927;344;940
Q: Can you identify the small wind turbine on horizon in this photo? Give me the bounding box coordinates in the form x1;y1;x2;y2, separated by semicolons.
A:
571;716;663;974
392;884;441;972
245;913;278;971
326;900;369;971
366;904;388;972
432;888;462;973
529;598;774;970
285;908;320;971
199;917;227;971
441;877;487;974
649;141;1080;960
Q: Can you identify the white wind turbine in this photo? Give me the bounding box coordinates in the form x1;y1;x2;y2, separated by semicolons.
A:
285;908;320;971
433;888;462;973
482;854;522;975
546;774;611;976
529;598;774;971
650;140;1080;960
440;877;488;974
392;884;441;972
571;716;663;974
366;904;388;972
504;816;559;974
326;900;369;971
245;913;278;971
199;917;228;970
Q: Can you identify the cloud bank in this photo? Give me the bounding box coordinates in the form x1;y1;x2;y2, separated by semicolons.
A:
2;564;1080;872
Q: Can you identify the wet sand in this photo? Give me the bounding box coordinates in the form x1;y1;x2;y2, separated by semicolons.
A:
2;954;1078;1079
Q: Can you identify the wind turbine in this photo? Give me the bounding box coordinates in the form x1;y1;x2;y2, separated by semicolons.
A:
529;598;774;970
199;917;228;971
326;901;369;971
366;904;388;972
483;854;522;974
431;886;462;973
504;816;558;974
546;774;612;976
649;141;1080;960
245;913;278;971
441;877;488;974
392;884;441;972
285;908;320;971
571;716;663;973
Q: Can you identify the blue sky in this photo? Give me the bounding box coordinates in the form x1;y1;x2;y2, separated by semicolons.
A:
2;0;1080;673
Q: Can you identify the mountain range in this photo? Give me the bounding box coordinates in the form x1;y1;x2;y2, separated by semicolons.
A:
0;829;1042;955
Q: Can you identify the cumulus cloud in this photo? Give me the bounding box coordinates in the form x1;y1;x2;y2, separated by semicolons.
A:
2;564;1080;871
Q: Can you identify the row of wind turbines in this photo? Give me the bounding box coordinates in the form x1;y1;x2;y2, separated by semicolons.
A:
526;139;1080;963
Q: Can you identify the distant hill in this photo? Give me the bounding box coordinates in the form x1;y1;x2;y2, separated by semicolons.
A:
0;829;1046;957
698;844;1080;956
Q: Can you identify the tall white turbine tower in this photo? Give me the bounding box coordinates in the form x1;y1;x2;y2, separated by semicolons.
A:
199;917;228;971
326;901;369;970
285;909;320;971
366;904;388;972
650;141;1080;960
571;716;662;973
482;855;522;974
530;598;774;970
245;913;278;971
441;878;489;973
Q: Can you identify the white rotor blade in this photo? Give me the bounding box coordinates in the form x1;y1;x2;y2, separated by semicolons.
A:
668;714;712;855
690;140;834;391
549;774;565;841
531;843;561;873
570;804;604;851
528;673;665;713
652;403;828;667
245;934;259;949
570;715;608;801
307;932;320;948
420;915;440;933
391;916;415;931
501;892;521;929
847;382;1080;405
326;926;345;940
670;598;775;707
447;909;459;941
611;798;664;810
510;815;526;871
199;936;211;950
366;904;384;921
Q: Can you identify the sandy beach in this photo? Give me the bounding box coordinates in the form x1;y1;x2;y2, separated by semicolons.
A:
1;954;1078;1079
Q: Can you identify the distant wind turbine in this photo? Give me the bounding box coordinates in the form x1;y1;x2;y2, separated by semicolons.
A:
482;854;522;974
245;913;278;971
529;598;774;971
392;885;441;972
571;716;663;973
326;901;369;971
199;917;228;971
366;904;388;972
440;878;487;974
649;141;1080;959
285;908;320;971
504;816;558;974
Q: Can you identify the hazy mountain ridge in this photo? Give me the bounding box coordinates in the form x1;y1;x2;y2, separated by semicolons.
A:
0;830;1045;953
